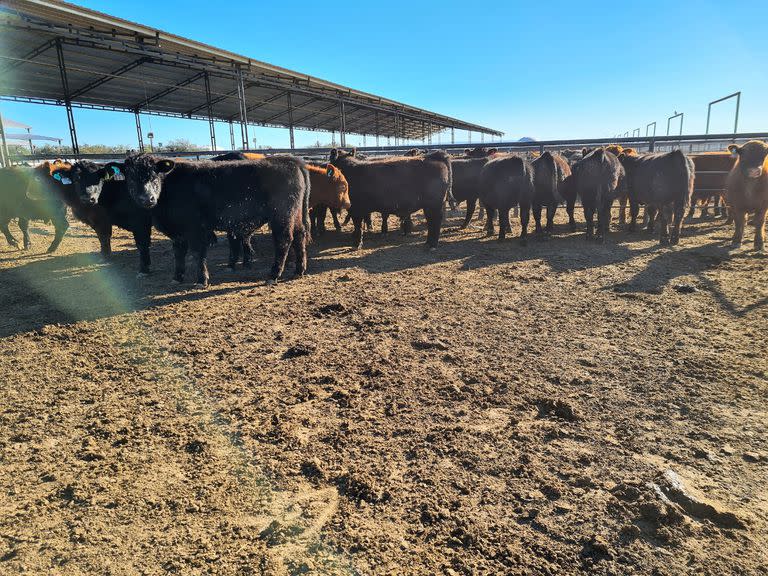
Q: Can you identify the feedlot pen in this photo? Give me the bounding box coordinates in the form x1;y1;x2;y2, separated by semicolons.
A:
0;209;766;575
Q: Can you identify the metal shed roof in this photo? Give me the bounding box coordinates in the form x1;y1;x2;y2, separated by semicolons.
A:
0;0;502;144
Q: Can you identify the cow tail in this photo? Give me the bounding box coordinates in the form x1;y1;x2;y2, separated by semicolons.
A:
426;150;454;205
301;161;312;245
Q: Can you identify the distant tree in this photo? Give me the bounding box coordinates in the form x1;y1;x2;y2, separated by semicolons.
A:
160;138;203;152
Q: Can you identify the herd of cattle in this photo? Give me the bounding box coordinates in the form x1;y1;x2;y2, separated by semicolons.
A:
0;140;766;287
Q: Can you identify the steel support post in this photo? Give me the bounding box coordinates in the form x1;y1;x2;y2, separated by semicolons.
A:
204;73;217;150
229;122;235;150
0;112;8;168
339;101;347;148
236;68;249;149
287;92;295;150
375;111;380;147
55;39;79;157
451;128;455;144
134;111;144;152
468;130;471;144
646;122;657;137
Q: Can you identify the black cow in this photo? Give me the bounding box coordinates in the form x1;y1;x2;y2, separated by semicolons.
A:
51;161;154;273
453;148;497;228
328;148;452;249
118;154;310;286
531;151;572;236
479;155;534;243
570;149;625;241
618;150;694;245
0;162;69;253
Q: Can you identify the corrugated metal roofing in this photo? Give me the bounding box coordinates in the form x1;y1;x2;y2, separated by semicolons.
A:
0;0;502;140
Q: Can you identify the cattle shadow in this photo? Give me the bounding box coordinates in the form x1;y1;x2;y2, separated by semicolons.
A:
0;212;750;338
607;241;767;317
0;236;266;338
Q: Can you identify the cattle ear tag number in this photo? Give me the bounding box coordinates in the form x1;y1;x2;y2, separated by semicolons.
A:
326;166;334;178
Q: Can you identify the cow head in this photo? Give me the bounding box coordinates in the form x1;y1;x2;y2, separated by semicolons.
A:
123;155;175;209
329;148;354;166
728;140;768;179
53;160;122;205
465;147;496;158
324;164;351;210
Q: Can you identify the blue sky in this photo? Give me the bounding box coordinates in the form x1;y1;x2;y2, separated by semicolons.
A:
2;0;766;149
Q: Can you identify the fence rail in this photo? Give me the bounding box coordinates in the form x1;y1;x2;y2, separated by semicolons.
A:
8;131;768;164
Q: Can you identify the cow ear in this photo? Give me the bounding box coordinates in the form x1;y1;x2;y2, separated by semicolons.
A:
329;148;339;162
464;149;471;154
727;144;740;158
624;147;635;155
156;159;175;173
581;148;588;155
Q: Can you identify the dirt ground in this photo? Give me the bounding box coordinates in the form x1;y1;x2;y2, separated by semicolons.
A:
0;207;766;576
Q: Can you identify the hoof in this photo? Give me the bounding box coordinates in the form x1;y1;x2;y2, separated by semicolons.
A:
266;278;277;286
730;241;741;250
192;282;208;289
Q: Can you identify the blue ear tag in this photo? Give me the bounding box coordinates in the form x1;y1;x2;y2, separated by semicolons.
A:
61;177;72;185
112;166;122;177
53;173;62;181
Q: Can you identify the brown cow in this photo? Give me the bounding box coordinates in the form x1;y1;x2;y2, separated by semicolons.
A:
726;140;768;251
329;148;451;249
306;163;351;237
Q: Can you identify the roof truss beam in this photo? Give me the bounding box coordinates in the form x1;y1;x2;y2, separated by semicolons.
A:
69;56;150;100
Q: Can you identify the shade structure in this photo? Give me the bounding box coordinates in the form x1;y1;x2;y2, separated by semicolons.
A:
0;0;502;150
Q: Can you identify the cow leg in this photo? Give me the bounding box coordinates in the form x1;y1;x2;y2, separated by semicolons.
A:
519;203;531;246
269;221;293;282
292;225;308;277
133;227;151;275
193;238;210;288
628;201;640;232
645;207;657;234
424;206;442;249
532;204;543;235
227;232;241;270
332;209;343;232
401;215;413;236
342;212;352;227
498;208;510;242
618;196;628;226
242;235;254;269
686;198;697;222
352;216;364;250
0;219;19;249
566;198;577;231
545;203;556;236
731;210;746;248
47;214;69;254
670;201;685;245
485;207;496;237
584;205;595;240
596;203;609;243
364;213;373;232
460;198;477;230
659;205;672;246
172;238;188;283
511;205;519;219
19;218;31;249
753;207;767;252
478;203;486;222
96;224;113;259
700;197;711;219
381;213;389;235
